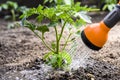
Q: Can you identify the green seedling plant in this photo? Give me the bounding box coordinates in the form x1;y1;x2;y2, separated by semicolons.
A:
0;1;28;21
102;0;117;11
44;0;74;5
20;2;92;69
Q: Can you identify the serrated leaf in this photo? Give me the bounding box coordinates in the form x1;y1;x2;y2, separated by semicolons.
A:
43;8;55;19
36;25;49;34
74;11;92;23
23;21;36;31
37;5;43;13
21;8;37;18
48;21;58;27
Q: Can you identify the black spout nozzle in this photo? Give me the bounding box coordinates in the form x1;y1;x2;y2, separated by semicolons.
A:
81;31;102;51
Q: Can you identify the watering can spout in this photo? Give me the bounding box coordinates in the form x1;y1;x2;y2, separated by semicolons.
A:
81;4;120;51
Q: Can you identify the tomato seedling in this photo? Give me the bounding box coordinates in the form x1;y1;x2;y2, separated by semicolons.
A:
0;1;28;21
20;2;92;69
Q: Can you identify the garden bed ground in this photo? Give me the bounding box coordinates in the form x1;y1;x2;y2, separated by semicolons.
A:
0;12;120;80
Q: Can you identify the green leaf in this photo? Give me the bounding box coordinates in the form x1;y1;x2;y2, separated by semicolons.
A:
102;0;116;11
36;25;49;34
1;4;8;9
7;1;18;9
55;0;63;5
44;51;72;68
48;21;58;27
0;7;2;11
60;51;72;65
18;6;29;13
36;15;44;22
64;0;74;5
51;41;56;50
108;4;115;11
75;19;86;27
27;8;37;16
50;0;54;3
74;11;92;23
102;4;108;11
44;0;49;4
73;2;81;11
57;54;63;68
20;8;37;18
23;21;36;31
43;52;53;60
49;54;58;67
43;8;55;19
76;30;81;36
56;12;64;16
37;5;43;13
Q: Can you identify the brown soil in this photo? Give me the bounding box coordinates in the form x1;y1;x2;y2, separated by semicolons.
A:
0;12;120;80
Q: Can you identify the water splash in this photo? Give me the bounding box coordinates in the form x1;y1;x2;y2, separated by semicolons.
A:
67;36;93;70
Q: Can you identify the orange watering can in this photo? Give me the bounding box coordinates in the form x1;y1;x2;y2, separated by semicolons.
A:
81;2;120;50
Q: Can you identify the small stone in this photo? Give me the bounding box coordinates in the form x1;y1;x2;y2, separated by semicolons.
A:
34;65;41;70
86;73;95;78
16;77;19;80
35;58;41;62
91;78;95;80
109;54;116;59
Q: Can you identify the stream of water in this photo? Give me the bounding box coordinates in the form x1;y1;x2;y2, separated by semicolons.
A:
68;36;93;70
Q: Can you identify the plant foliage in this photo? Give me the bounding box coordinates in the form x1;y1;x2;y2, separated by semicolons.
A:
102;0;117;11
44;0;74;5
21;2;92;69
0;1;28;21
